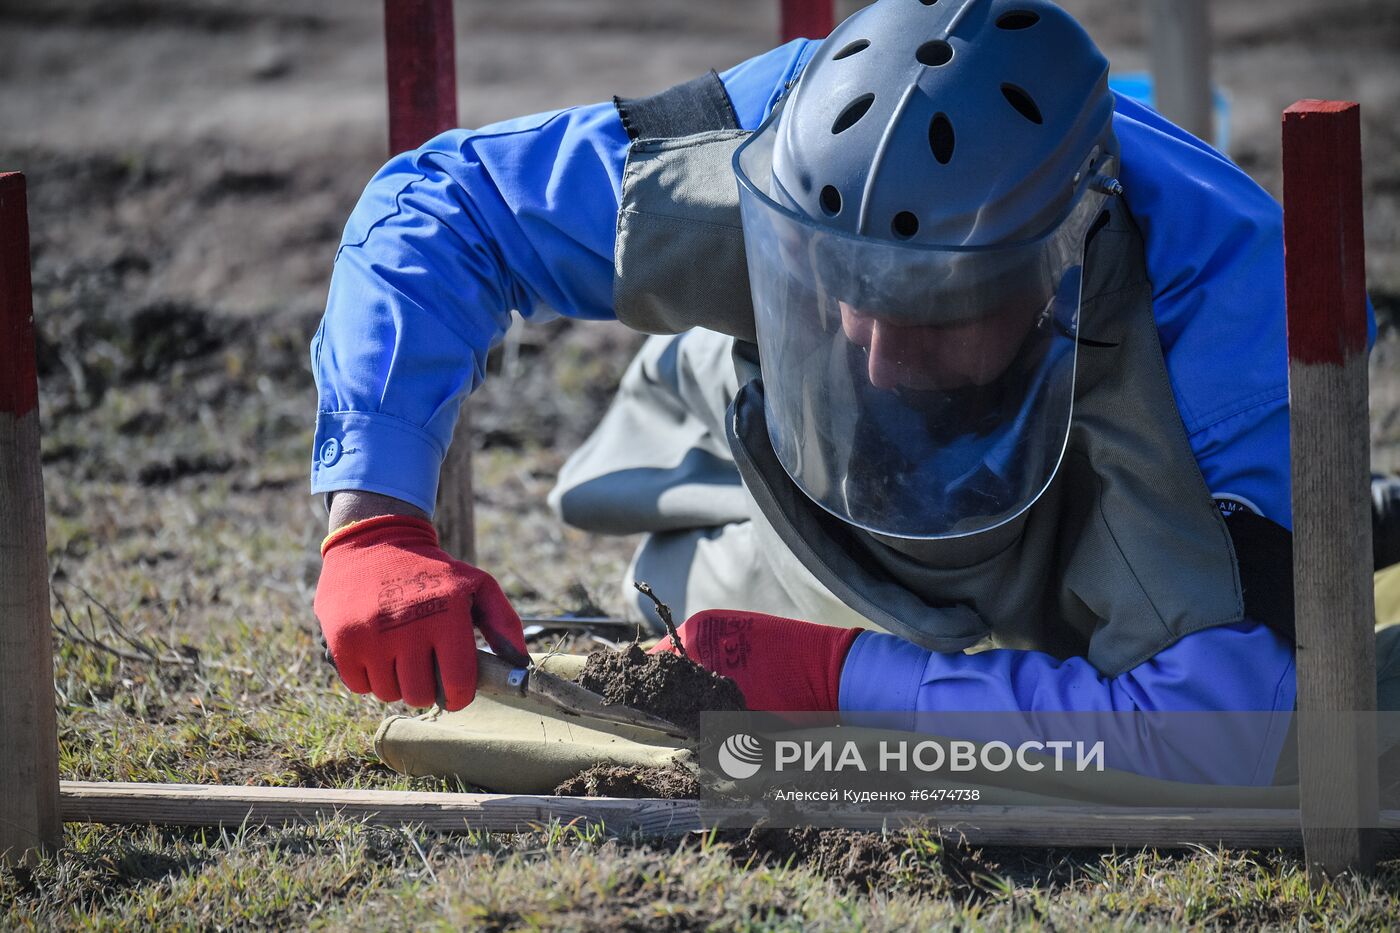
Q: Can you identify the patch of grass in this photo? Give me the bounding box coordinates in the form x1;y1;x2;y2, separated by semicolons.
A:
24;581;1400;929
50;599;454;792
10;816;1400;930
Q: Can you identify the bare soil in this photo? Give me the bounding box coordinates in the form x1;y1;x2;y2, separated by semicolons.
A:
553;763;701;799
576;642;747;732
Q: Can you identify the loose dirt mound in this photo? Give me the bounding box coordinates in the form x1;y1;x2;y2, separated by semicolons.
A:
576;642;746;732
553;764;700;799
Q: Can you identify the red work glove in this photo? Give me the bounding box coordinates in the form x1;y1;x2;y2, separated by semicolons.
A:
314;515;528;711
651;609;862;711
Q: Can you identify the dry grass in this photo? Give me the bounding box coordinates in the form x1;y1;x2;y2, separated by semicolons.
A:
7;536;1400;929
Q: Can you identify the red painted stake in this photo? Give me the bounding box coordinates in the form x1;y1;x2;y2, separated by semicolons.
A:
1282;100;1378;881
0;172;61;866
383;0;475;562
780;0;835;42
1284;101;1369;368
384;0;458;154
1;175;38;419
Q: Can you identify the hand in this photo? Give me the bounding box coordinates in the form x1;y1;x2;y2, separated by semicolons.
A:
314;514;528;710
651;609;862;711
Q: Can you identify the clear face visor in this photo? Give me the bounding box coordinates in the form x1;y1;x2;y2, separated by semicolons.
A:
734;102;1116;539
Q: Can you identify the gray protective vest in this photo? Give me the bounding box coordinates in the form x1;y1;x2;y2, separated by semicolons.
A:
606;78;1279;677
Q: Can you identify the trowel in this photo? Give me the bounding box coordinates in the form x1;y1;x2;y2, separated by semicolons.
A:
474;649;695;740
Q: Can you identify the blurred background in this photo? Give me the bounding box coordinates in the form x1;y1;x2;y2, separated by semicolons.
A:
1;0;1397;642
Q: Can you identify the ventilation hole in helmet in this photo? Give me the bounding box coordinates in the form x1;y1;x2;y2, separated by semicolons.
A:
1000;83;1043;124
996;10;1040;29
928;113;955;164
831;93;876;134
915;39;953;66
832;39;870;60
918;0;939;6
820;185;843;216
892;211;920;239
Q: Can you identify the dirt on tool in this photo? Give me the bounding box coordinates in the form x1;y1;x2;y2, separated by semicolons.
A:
576;642;747;732
553;763;701;799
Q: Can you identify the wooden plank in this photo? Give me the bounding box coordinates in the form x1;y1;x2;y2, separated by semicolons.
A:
383;0;475;563
56;783;1400;851
61;782;703;837
779;0;834;43
1283;99;1379;880
1143;0;1214;143
0;172;61;867
883;807;1397;851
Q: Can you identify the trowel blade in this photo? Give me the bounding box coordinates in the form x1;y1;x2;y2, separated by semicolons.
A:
525;667;695;739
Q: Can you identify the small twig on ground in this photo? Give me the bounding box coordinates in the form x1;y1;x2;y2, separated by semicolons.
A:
632;580;687;660
51;583;255;677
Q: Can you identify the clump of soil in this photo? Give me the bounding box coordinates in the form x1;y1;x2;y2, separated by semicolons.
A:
576;642;746;732
553;764;701;800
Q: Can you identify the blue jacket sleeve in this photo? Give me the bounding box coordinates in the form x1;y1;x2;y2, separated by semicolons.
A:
1113;94;1376;532
310;42;817;513
840;623;1296;784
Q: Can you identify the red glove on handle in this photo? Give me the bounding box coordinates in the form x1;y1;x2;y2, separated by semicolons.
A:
314;515;527;711
651;609;862;711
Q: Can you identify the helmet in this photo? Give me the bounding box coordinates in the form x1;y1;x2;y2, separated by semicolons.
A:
734;0;1122;539
772;0;1116;247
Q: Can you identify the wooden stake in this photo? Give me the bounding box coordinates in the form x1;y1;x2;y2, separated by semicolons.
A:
54;782;1400;850
0;172;61;867
384;0;476;563
1143;0;1214;144
779;0;834;43
385;0;458;157
1283;100;1379;880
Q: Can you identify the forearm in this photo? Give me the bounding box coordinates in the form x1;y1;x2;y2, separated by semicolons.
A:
327;490;429;534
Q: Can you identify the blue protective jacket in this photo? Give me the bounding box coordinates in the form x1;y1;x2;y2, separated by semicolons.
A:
312;41;1373;781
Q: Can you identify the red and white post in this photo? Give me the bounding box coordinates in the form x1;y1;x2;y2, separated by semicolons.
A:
779;0;834;43
383;0;476;563
0;172;61;866
1283;100;1379;879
